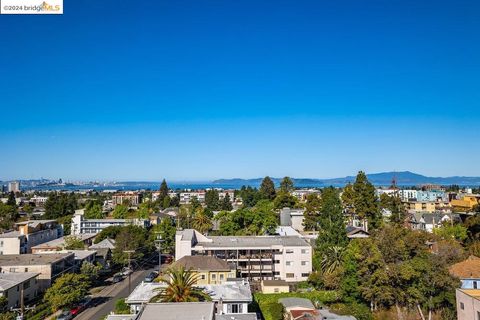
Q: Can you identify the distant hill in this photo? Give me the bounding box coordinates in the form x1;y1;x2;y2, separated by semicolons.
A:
212;171;480;187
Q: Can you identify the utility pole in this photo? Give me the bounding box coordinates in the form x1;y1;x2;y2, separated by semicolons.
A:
154;232;164;274
124;250;135;294
11;285;35;320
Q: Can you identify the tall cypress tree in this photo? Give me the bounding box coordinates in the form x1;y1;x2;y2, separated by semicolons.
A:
315;187;348;253
260;176;276;200
353;171;382;230
158;179;169;205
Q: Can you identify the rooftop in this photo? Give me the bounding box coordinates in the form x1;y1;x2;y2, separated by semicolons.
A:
0;230;23;239
449;255;480;279
138;302;215;320
171;256;233;272
31;234;96;250
15;220;56;227
199;280;252;302
216;314;257;320
197;235;310;249
0;253;74;266
126;282;165;303
90;238;116;249
0;272;40;291
279;297;315;309
262;279;289;287
458;289;480;300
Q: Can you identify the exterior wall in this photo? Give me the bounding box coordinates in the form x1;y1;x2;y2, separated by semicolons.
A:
0;276;40;309
179;192;206;204
261;285;290;294
220;302;249;314
25;229;61;252
291;215;304;232
0;237;26;255
195;270;236;285
456;289;480;320
406;202;436;213
276;246;311;282
175;233;193;261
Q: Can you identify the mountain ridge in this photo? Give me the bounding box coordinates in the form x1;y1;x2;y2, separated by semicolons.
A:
212;171;480;187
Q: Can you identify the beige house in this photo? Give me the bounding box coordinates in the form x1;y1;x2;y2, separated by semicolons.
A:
0;273;40;310
0;253;74;291
261;279;290;293
170;255;236;285
456;289;480;320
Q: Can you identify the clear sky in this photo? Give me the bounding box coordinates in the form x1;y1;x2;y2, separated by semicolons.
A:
1;0;479;181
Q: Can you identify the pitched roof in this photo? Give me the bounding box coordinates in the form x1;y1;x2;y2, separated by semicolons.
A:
449;255;480;279
90;238;116;249
279;297;315;309
171;256;233;272
0;273;40;291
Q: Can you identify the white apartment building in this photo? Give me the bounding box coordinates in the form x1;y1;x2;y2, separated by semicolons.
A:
0;220;63;255
8;181;20;193
30;195;48;206
71;209;149;235
179;191;206;204
176;229;312;282
111;192;141;206
291;189;320;201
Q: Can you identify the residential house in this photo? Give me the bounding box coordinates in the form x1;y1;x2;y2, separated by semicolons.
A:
408;212;461;232
346;226;370;239
451;195;480;212
280;208;306;232
449;256;480;289
279;297;356;320
176;229;312;282
30;233;96;253
456;289;480;320
261;279;290;293
170;256;236;285
0;273;40;310
0;253;74;291
125;279;254;318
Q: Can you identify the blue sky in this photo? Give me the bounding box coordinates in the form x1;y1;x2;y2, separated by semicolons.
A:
1;0;479;181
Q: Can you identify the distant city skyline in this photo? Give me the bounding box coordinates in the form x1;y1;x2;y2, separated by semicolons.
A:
1;0;479;180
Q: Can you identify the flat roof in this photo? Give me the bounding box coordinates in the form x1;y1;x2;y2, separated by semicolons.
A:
126;282;166;303
31;234;97;250
262;279;289;286
0;230;23;239
198;280;252;302
138;302;215;320
197;236;310;249
0;272;40;291
0;253;74;266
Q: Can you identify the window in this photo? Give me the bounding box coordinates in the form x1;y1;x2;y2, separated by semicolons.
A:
460;302;464;310
274;260;280;264
23;280;30;289
301;261;308;266
211;274;216;280
286;273;294;278
219;274;224;281
286;261;293;266
302;273;310;277
25;268;28;272
475;282;478;289
274;288;279;293
286;249;294;254
201;275;205;280
301;249;309;254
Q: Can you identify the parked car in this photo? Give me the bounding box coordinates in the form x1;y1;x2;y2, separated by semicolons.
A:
57;311;73;320
113;273;124;283
144;271;158;282
122;267;133;276
70;296;92;316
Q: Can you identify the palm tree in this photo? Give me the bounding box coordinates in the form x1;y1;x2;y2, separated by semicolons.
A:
321;246;346;274
150;267;211;302
192;208;212;234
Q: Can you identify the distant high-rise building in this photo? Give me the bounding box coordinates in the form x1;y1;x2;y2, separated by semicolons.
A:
8;181;20;193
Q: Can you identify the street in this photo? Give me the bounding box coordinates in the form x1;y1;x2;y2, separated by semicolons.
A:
74;267;154;320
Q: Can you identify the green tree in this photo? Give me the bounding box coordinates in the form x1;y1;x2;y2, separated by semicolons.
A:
84;200;104;219
273;191;298;210
433;223;468;242
44;192;77;219
205;189;220;211
190;197;201;212
158;179;169;208
150;218;176;254
238;186;262;207
80;261;102;283
260;176;276;200
220;193;233;211
6;191;16;206
314;187;348;272
192;208;213;234
303;193;322;231
112;225;151;265
0;202;18;231
279;176;294;193
151;267;211;302
94;225;123;243
64;235;85;250
112;204;129;219
353;171;381;230
136;202;153;219
43;273;90;311
379;193;404;225
114;299;131;314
